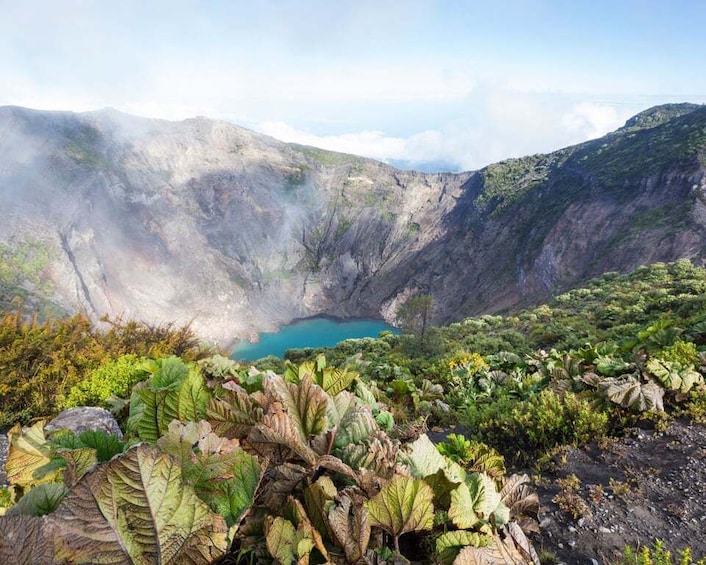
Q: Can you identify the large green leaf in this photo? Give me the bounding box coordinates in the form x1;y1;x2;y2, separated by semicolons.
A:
319;366;358;397
4;484;68;517
265;516;297;565
157;420;262;528
49;429;126;463
285;354;358;397
284;497;329;561
449;482;480;530
449;473;505;530
0;445;228;564
127;361;210;443
365;475;434;538
435;530;490;565
328;493;370;563
56;448;97;488
333;405;377;450
646;358;703;394
171;368;210;423
397;434;447;478
600;376;665;411
54;444;227;564
195;448;262;528
268;373;330;439
206;387;262;439
5;422;57;488
264;512;321;565
303;476;337;541
451;524;539;565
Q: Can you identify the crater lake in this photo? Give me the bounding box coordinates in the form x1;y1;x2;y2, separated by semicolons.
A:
231;317;398;361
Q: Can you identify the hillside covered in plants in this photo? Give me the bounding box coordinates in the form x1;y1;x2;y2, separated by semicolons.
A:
2;260;706;563
2;103;706;346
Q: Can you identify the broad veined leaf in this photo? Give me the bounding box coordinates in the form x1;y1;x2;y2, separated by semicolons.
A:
49;444;228;564
328;493;370;563
303;476;338;541
314;455;360;484
461;443;506;485
196;448;263;528
284;497;329;562
449;473;505;529
0;515;55;563
265;516;297;565
156;420;239;470
435;530;490;565
595;356;633;377
337;432;398;477
600;376;665;411
142;356;190;390
374;410;395;433
268;373;330;439
170;368;210;424
156;420;262;527
424;462;466;511
452;524;540;565
365;475;434;538
328;390;356;426
354;380;379;409
319;366;358;397
499;474;539;533
57;447;97;488
5;484;68;517
261;463;310;514
5;422;57;488
449;482;480;530
646;358;703;394
397;434;446;478
127;362;210;443
333;405;377;449
206;387;262;439
49;429;126;463
249;402;318;466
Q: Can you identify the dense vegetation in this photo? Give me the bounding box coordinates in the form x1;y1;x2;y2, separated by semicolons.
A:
0;312;209;426
2;259;706;562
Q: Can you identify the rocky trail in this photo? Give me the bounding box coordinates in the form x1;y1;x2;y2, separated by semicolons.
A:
531;419;706;563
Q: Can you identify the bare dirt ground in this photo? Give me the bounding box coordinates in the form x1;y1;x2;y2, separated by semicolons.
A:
531;419;706;564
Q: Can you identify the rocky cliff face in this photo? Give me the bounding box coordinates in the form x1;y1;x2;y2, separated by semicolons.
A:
1;103;705;345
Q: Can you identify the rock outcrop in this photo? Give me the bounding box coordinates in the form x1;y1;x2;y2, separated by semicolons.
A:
45;407;123;438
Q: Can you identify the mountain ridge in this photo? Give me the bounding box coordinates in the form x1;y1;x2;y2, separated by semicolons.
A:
1;103;705;346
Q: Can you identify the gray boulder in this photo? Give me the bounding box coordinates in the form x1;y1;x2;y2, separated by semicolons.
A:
45;407;123;438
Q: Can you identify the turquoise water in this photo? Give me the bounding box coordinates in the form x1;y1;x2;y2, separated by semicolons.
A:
232;317;398;361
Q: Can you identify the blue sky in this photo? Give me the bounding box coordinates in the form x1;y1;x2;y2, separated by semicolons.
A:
1;0;705;171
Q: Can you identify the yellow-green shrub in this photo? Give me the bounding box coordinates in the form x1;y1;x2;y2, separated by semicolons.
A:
60;354;147;409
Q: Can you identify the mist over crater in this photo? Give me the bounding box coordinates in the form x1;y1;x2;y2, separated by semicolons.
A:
1;104;706;346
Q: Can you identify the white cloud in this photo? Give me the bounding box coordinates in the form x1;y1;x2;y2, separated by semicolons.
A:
257;95;647;173
257;121;448;162
561;102;632;140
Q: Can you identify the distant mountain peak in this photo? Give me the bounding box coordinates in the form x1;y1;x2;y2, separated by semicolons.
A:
619;102;703;133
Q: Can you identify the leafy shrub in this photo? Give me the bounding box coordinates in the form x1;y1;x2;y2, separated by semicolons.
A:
0;310;209;425
658;340;699;366
60;354;146;409
615;540;706;565
683;388;706;424
464;390;609;465
513;390;609;454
